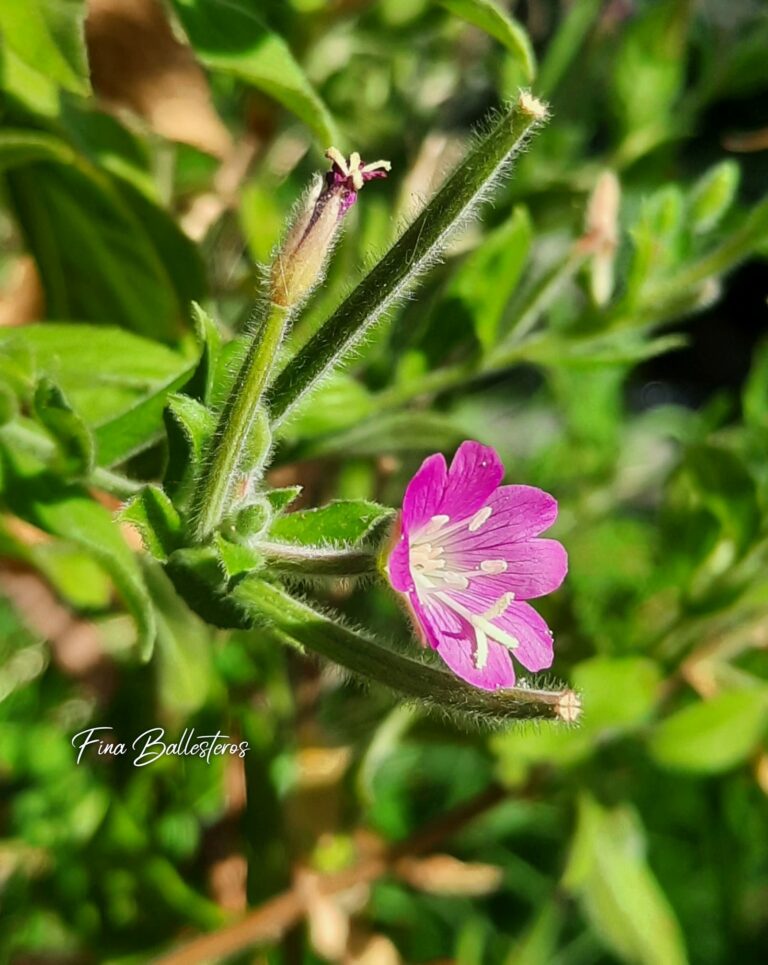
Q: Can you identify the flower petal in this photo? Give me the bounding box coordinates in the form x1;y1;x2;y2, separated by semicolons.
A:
487;485;558;541
410;587;462;639
436;628;517;690
452;538;568;600
387;528;413;592
437;441;504;521
402;453;448;532
495;601;555;672
409;589;516;690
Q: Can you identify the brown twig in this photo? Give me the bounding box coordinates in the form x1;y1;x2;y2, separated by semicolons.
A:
152;784;507;964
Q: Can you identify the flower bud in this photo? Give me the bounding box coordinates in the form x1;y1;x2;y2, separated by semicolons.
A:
580;169;620;306
270;147;391;308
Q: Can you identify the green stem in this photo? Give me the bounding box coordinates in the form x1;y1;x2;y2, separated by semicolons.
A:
256;540;377;576
266;92;549;426
233;578;579;725
191;302;290;540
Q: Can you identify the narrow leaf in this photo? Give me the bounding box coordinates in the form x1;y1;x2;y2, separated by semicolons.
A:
120;486;184;562
436;0;535;81
171;0;338;145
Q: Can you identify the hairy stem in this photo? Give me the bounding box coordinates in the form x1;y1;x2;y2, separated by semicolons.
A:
191;303;290;540
266;91;549;426
233;578;579;725
256;539;378;576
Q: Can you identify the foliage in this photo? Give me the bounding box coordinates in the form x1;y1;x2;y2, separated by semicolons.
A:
1;0;768;962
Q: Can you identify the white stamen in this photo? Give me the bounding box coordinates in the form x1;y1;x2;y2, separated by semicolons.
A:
416;514;450;539
468;507;492;532
444;572;469;589
482;592;515;621
435;591;520;652
480;559;507;574
474;628;489;670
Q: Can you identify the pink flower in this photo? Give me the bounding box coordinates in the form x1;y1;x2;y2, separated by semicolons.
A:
387;441;567;691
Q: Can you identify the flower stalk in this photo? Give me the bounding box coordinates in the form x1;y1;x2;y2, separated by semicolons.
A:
233;577;580;725
191;302;286;540
191;149;390;540
267;91;550;426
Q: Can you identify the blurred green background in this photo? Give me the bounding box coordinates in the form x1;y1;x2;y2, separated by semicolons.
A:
1;0;768;962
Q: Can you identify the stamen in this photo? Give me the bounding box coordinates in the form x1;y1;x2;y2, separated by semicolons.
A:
480;560;507;574
415;514;450;540
474;628;489;670
362;159;392;174
325;146;348;175
468;507;492;532
435;591;520;652
482;592;515;621
444;572;469;589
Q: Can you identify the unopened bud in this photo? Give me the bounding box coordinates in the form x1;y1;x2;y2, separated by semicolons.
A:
270;147;391;308
580;169;621;306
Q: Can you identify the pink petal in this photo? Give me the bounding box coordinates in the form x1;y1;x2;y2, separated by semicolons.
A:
402;453;447;532
436;630;517;690
487;485;559;541
409;588;462;642
454;538;568;600
409;592;516;690
387;528;413;592
495;601;555;672
437;441;504;520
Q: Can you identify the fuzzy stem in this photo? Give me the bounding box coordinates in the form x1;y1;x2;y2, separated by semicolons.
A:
256;539;377;576
233;578;579;725
266;92;549;426
191;303;290;540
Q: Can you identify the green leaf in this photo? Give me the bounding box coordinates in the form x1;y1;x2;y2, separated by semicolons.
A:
0;130;78;169
171;0;338;145
264;486;302;514
0;324;196;466
743;339;768;430
436;0;535;81
143;561;213;719
448;206;532;350
3;155;198;340
648;689;768;774
120;486;184;562
564;795;687;965
185;303;223;406
214;534;264;579
611;0;688;139
573;657;661;733
163;393;216;501
267;500;393;548
0;0;90;95
33;377;94;478
0;449;155;659
689;161;740;235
